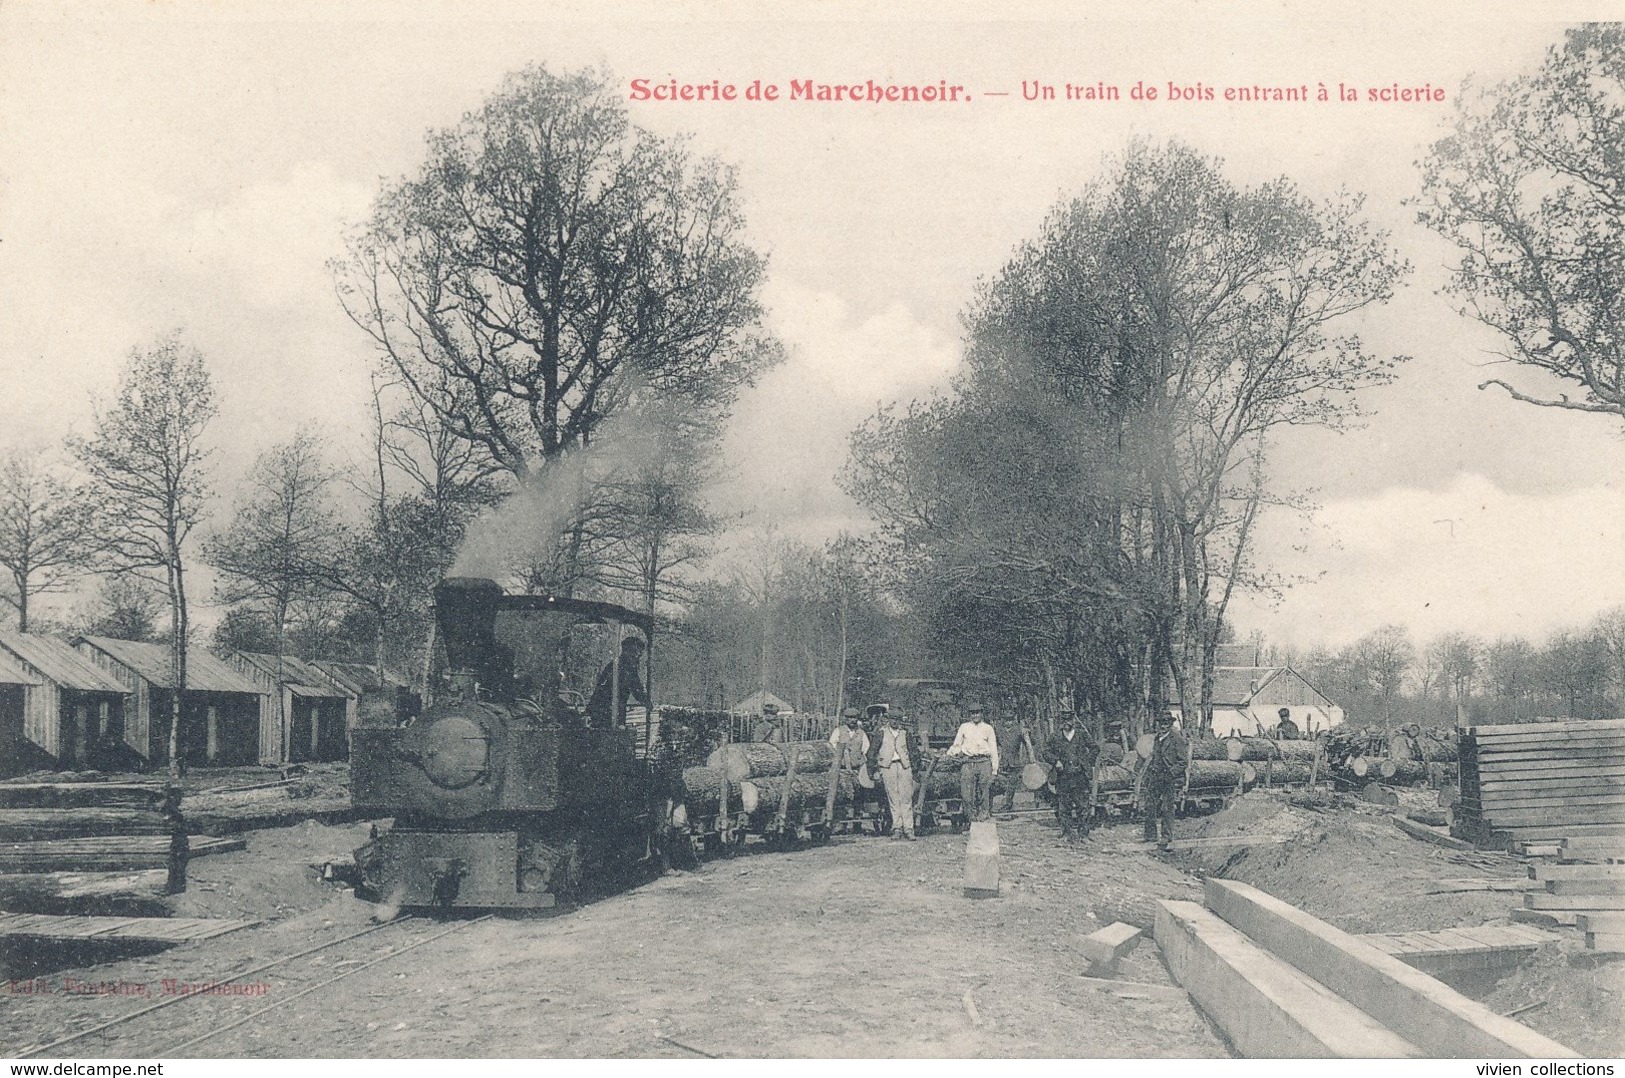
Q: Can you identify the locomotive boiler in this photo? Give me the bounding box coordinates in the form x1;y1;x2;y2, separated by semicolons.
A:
351;577;667;910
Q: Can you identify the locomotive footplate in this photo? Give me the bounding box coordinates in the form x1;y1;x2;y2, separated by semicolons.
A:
367;830;557;910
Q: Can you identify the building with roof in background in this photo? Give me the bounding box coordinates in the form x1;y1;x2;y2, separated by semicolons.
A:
310;659;413;731
1172;665;1345;738
223;652;354;764
75;635;269;768
0;631;129;768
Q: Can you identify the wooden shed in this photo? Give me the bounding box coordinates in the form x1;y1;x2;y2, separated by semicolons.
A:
74;636;269;768
0;648;47;777
1174;666;1345;738
310;660;411;731
222;651;354;764
0;632;129;767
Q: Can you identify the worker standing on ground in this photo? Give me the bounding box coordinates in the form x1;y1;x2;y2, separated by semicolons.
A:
875;708;916;840
1044;709;1098;843
994;707;1026;813
1142;706;1187;851
946;700;1000;822
829;707;870;770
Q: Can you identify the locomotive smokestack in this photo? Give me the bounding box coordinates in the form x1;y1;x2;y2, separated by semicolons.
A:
434;577;506;675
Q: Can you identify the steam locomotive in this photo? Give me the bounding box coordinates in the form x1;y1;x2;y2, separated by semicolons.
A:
351;577;670;910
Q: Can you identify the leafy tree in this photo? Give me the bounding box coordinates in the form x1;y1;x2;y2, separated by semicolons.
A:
846;142;1406;729
1419;26;1625;423
336;64;781;593
75;575;166;643
0;447;104;631
72;335;215;775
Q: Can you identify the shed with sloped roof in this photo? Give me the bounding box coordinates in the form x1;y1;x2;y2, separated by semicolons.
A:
0;631;129;766
75;636;270;767
222;651;354;764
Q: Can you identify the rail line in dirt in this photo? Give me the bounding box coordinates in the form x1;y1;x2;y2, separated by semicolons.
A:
17;913;492;1058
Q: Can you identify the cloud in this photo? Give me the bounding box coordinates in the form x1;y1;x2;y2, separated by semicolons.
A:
1233;473;1625;649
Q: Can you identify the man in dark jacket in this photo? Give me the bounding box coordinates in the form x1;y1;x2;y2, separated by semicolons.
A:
1142;707;1188;850
1044;710;1098;841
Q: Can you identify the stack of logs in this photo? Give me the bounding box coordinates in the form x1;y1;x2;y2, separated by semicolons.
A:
0;781;187;912
680;739;986;825
1454;718;1625;849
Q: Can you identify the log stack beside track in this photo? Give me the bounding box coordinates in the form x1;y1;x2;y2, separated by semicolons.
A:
1452;718;1625;850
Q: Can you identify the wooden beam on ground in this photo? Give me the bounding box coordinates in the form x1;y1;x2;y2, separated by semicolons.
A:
1393;816;1475;850
1161;834;1295;852
0;784;170;810
1523;892;1625;910
1511;908;1577;928
1080;922;1144;970
0;809;171;843
0;869;169;907
1154;900;1420;1058
1203;878;1576;1058
1427;879;1526;894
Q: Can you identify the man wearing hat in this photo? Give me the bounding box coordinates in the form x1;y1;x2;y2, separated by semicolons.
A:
873;706;916;839
1142;705;1188;850
946;700;1000;822
1274;707;1301;741
829;706;870;770
1044;710;1099;842
753;701;785;743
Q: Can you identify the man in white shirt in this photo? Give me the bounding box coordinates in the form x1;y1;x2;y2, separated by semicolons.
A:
874;708;916;839
947;700;1000;822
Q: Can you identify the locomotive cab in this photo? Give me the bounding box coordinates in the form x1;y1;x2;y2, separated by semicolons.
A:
352;578;662;911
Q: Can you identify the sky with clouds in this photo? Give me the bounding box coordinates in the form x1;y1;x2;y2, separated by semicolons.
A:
1;0;1621;649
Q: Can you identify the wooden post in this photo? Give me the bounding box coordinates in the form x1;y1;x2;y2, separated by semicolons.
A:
74;702;89;765
206;705;220;764
964;819;999;898
309;702;321;759
776;745;801;835
823;746;842;828
163;784;187;895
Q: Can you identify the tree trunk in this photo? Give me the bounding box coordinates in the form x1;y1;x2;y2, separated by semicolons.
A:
706;741;835;782
1224;737;1321;762
14;568;28;633
740;772;857;816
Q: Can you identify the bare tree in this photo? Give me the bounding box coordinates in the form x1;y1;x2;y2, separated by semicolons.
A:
72;336;216;776
0;447;103;631
1419;26;1625;424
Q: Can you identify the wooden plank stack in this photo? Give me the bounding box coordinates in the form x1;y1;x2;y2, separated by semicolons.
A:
0;780;190;911
1517;855;1625;945
1451;719;1625;850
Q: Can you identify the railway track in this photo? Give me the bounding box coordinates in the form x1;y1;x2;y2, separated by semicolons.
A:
17;913;493;1059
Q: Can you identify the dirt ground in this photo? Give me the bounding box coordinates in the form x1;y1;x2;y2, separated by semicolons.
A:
1;813;1226;1058
1171;788;1625;1057
3;788;1619;1058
